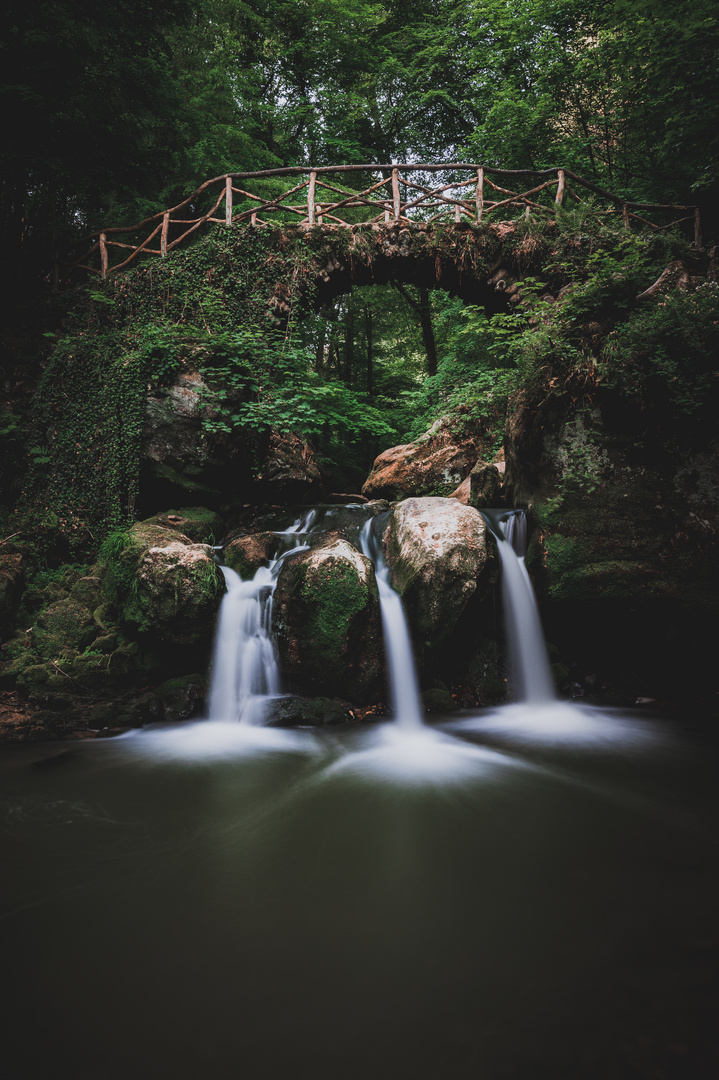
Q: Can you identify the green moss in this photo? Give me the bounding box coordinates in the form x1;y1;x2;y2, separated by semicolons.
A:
301;559;366;673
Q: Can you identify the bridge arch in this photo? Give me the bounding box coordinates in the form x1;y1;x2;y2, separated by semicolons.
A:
267;220;535;325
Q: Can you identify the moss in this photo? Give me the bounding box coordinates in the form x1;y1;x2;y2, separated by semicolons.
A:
32;598;98;657
300;558;366;675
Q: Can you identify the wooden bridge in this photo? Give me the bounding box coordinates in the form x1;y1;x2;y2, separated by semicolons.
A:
74;163;703;279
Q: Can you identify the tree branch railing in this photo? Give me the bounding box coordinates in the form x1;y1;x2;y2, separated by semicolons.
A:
71;164;703;279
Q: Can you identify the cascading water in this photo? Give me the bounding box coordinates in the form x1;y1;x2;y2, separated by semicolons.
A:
207;510;316;724
482;509;556;705
360;517;424;730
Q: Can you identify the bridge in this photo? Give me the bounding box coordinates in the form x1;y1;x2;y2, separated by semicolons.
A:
73;163;703;280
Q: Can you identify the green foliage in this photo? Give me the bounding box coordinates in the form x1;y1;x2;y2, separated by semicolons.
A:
601;281;719;417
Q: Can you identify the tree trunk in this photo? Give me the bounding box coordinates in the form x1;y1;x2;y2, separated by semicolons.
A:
418;288;437;377
343;293;354;386
365;304;374;397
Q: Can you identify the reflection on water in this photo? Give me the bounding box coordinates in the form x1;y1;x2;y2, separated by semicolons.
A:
1;704;718;1080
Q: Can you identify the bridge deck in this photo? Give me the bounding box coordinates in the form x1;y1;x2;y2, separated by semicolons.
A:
71;164;702;279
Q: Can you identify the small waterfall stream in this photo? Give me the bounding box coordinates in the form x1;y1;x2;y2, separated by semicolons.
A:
360;517;424;730
482;509;556;705
207;510;315;724
207;501;555;729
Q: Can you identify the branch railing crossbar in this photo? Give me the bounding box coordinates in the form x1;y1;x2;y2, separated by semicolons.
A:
73;163;702;279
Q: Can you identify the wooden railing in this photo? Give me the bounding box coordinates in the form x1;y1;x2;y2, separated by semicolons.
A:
72;163;703;278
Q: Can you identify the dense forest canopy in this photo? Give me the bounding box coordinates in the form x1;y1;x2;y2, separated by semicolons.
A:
2;0;717;286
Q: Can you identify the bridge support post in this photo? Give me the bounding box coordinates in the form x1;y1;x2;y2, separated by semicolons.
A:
555;169;565;208
308;171;317;224
100;233;108;279
476;168;484;222
392;168;400;222
225;177;233;226
161;212;169;256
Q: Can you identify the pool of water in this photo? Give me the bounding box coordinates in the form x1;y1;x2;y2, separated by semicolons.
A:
1;704;718;1079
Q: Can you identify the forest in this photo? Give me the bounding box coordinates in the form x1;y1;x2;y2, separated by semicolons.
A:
2;4;719;1079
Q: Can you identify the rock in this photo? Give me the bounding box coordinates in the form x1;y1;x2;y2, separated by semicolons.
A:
264;695;351;727
385;497;489;650
505;384;719;698
448;459;502;508
422;687;459;713
272;536;383;701
69;576;103;610
33;598;98;657
142;369;321;504
107;519;225;646
255;430;322;501
224;532;277;579
0;552;25;638
146;508;225;545
362;416;483;501
142;370;244;498
155;674;205;722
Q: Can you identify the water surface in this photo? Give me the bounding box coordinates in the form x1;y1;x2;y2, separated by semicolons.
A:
1;707;718;1079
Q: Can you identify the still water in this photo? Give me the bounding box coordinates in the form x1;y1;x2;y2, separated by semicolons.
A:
1;706;718;1079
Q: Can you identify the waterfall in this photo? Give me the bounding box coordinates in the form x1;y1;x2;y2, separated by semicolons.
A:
360;518;424;730
207;511;315;725
482;509;556;705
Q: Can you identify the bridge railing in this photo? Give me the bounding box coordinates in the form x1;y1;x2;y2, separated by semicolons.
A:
71;164;703;279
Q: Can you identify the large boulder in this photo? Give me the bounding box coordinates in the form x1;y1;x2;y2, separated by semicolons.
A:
272;536;383;701
107;519;225;646
142;370;321;504
505;385;719;697
448;459;503;508
385;497;490;650
362;416;487;501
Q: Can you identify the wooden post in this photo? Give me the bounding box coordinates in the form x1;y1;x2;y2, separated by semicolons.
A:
476;168;484;222
316;204;323;225
251;212;257;226
100;233;108;279
525;204;531;219
225;177;233;226
454;199;461;223
384;206;391;223
161;212;170;256
622;203;630;229
694;206;703;248
555;169;565;207
392;168;400;222
308;171;317;224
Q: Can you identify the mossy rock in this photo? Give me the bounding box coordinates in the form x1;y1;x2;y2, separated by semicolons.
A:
264;695;350;727
33;598;98;657
155;673;205;722
145;508;225;545
422;687;459;713
223;532;276;579
70;576;103;610
0;552;25;637
272;536;383;701
102;518;224;645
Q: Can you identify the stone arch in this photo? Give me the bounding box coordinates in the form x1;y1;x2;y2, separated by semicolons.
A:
266;221;543;324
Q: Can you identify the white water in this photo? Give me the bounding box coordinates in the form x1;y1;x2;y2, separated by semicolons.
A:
207;510;317;725
486;510;556;705
207;565;281;725
360;518;424;730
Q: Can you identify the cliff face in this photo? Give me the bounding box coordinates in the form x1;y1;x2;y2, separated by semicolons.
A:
505;383;719;699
